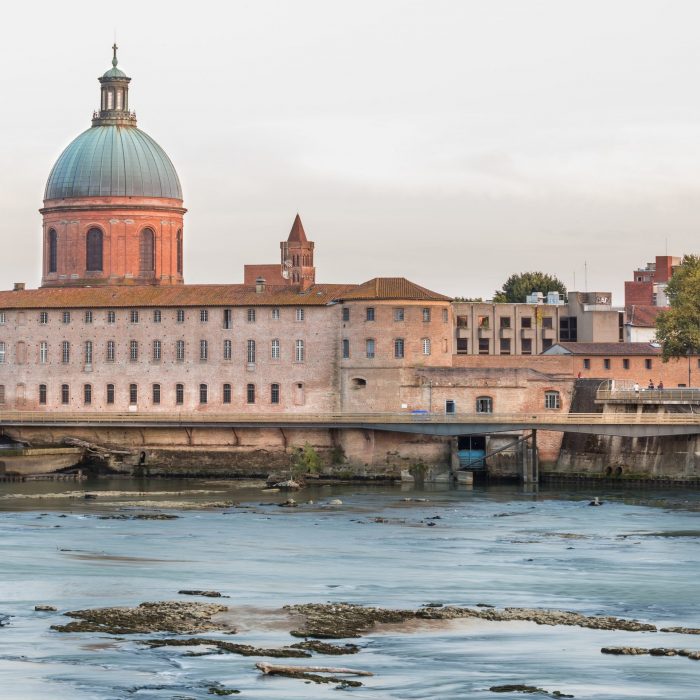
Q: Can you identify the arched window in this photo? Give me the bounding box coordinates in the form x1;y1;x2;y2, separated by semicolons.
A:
86;228;103;271
139;228;155;274
176;230;183;274
476;396;493;414
48;229;58;273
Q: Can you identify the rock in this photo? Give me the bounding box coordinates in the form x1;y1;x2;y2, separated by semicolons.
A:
290;640;360;655
51;601;230;634
278;499;298;508
601;646;649;655
144;637;311;658
661;626;700;635
178;590;225;598
208;688;240;696
84;493;98;500
489;685;573;697
34;605;57;612
601;646;700;660
328;499;343;505
0;614;10;627
274;480;301;490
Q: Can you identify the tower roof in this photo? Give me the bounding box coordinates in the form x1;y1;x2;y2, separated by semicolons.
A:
287;214;308;243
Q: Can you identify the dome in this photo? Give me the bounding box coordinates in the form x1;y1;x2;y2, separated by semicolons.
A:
45;125;183;200
102;66;127;79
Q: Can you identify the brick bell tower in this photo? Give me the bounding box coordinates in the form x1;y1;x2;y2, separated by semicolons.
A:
280;214;315;289
40;45;186;287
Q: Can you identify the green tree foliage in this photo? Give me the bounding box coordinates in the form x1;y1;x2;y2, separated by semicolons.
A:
291;443;321;480
655;255;700;361
493;272;567;303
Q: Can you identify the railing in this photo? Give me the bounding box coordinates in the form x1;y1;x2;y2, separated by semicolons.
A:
596;389;700;403
0;411;699;426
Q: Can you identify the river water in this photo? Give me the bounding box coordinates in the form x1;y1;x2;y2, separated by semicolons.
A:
1;478;699;699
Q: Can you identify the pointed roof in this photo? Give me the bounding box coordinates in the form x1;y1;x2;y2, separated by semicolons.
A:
337;277;452;302
287;214;308;243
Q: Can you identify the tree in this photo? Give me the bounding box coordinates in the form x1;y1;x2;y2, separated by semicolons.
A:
493;272;567;303
655;255;700;361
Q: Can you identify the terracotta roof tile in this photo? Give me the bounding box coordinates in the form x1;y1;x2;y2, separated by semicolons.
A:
287;214;308;243
549;342;662;356
625;304;668;327
337;277;451;302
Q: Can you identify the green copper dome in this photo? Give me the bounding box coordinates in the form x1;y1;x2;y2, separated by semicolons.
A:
45;125;183;200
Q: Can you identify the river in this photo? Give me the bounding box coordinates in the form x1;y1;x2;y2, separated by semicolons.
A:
1;478;699;699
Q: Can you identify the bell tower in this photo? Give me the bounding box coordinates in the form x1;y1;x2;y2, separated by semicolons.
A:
281;214;315;289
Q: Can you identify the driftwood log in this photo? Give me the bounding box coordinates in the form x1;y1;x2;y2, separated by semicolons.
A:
255;662;373;676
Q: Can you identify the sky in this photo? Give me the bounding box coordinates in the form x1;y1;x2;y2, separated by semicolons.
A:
1;0;699;303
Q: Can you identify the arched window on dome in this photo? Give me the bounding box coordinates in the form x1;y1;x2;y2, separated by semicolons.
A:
176;230;183;275
48;229;58;273
86;228;103;271
139;228;155;276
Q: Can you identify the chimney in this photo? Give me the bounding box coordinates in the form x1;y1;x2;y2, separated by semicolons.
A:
255;276;266;294
13;282;25;291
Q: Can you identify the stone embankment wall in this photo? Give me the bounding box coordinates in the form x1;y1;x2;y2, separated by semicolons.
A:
551;380;700;482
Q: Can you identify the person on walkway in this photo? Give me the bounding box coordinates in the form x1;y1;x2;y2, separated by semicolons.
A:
648;379;655;389
658;380;664;390
633;382;640;393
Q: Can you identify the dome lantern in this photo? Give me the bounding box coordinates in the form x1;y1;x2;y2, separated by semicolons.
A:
93;44;136;127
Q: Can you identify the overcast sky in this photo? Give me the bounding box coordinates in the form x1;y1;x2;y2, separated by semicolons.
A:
1;0;699;302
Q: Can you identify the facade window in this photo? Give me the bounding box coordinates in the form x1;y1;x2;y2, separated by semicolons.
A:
177;309;185;323
83;383;92;405
559;316;578;342
107;310;116;324
39;384;47;405
603;358;611;370
271;307;280;320
39;341;48;364
478;315;489;328
200;309;209;323
645;358;653;370
500;338;511;355
152;383;161;405
623;358;630;370
500;317;511;329
295;339;305;362
153;340;162;361
223;383;232;404
545;391;561;410
478;338;490;354
61;384;70;405
394;338;405;359
247;339;256;363
130;309;139;324
456;338;468;354
542;338;553;351
106;340;115;362
476;396;493;413
366;338;375;359
394;308;405;322
176;230;183;275
62;311;71;324
342;307;350;322
106;384;115;404
342;338;350;359
223;309;232;329
0;342;5;364
176;340;185;361
130;340;139;362
296;308;305;322
366;307;375;321
200;339;208;361
247;308;256;323
271;383;280;404
84;310;93;324
139;228;155;274
521;338;532;355
86;228;103;271
199;383;208;404
442;308;449;323
153;309;162;323
583;358;590;370
84;340;93;365
48;229;58;273
129;384;138;405
422;308;431;322
246;383;255;404
0;312;4;325
271;339;280;359
521;317;532;329
542;316;553;329
62;341;70;364
422;338;431;355
176;383;184;405
223;339;232;360
0;385;4;403
39;311;49;324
